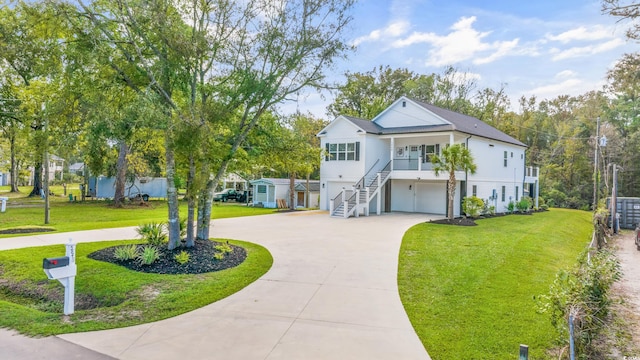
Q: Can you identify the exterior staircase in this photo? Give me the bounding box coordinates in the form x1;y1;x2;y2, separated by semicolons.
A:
330;161;391;218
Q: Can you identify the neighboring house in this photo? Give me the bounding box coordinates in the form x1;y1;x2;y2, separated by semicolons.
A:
220;172;249;191
69;162;85;176
0;171;9;186
318;96;539;218
250;178;320;208
48;154;65;181
295;180;320;208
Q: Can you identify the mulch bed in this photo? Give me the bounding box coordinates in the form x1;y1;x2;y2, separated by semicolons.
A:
430;217;478;226
0;228;55;235
429;211;539;226
88;239;247;275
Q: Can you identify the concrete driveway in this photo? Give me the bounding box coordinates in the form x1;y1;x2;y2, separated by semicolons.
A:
1;211;438;360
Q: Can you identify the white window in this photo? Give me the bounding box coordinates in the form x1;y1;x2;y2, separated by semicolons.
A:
503;151;508;167
257;185;267;194
423;144;440;163
326;142;360;161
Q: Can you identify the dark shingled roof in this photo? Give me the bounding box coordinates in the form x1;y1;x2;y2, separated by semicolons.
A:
342;99;526;147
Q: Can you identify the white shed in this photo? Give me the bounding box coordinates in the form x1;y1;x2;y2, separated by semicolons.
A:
250;178;320;209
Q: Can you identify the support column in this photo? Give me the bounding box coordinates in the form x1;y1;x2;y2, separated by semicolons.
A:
390;137;395;171
376;173;381;215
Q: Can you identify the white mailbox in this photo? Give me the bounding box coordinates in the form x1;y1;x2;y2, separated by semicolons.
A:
0;196;7;212
42;239;77;315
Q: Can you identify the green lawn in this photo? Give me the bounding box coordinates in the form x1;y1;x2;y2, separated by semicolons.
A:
0;239;272;336
398;209;592;360
0;185;275;237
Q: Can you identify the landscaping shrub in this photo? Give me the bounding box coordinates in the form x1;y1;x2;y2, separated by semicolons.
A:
137;245;161;265
506;200;515;213
136;222;167;246
462;196;484;218
481;200;495;215
516;197;532;213
114;244;139;261
215;243;233;254
537;250;621;359
213;243;233;261
174;250;190;265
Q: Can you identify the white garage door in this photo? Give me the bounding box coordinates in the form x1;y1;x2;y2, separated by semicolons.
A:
415;182;446;214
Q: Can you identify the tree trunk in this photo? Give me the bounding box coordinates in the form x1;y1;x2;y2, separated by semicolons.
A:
448;171;456;220
199;162;231;240
9;133;19;192
165;143;181;250
289;172;296;210
185;156;196;247
28;160;43;197
113;141;129;207
306;173;310;209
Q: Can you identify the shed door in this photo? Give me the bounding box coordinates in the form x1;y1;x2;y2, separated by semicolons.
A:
297;191;305;207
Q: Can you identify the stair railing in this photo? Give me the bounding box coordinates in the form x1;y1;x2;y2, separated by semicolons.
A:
355;159;380;190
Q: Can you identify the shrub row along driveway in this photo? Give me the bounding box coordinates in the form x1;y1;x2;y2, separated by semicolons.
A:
3;211;440;360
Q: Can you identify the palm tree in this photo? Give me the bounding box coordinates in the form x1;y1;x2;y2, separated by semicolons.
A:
432;144;477;220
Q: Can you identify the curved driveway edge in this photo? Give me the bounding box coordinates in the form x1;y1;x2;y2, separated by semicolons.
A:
4;211;439;360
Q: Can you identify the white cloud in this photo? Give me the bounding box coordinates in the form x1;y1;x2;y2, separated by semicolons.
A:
546;25;614;43
551;38;625;61
555;70;577;79
391;16;520;66
352;20;410;46
524;77;606;100
474;39;519;64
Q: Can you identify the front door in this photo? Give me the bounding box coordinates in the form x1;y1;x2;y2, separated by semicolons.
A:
408;145;420;170
297;191;305;207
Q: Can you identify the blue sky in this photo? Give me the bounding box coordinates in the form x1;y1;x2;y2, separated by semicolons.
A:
287;0;639;118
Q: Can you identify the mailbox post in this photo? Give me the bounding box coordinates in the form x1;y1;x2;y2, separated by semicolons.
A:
43;239;77;315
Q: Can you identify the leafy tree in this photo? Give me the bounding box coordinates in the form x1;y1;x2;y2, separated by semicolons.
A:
328;66;414;119
258;113;324;210
0;1;69;197
0;84;24;192
75;0;355;249
432;144;477;220
602;0;640;40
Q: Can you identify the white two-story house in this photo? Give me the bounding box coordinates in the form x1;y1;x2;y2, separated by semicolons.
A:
318;96;539;218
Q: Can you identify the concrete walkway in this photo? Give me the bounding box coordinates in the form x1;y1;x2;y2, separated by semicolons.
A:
1;211;437;360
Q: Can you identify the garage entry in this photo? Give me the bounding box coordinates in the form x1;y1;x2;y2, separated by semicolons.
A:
326;181;355;206
415;182;446;214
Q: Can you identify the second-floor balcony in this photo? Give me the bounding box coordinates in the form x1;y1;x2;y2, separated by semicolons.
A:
390;158;464;181
389;158;540;183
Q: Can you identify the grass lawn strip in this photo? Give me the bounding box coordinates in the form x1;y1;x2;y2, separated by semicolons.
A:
0;200;275;238
398;209;592;360
0;239;272;336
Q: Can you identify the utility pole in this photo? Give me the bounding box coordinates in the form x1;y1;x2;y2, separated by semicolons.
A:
611;164;621;234
43;103;50;224
592;116;600;211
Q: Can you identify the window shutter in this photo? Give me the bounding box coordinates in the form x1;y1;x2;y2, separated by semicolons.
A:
435;144;440;155
325;143;330;161
355;142;360;161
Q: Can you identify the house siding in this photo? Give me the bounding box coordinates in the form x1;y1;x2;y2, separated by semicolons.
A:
319;117;367;210
318;96;534;217
374;100;449;127
466;137;526;212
